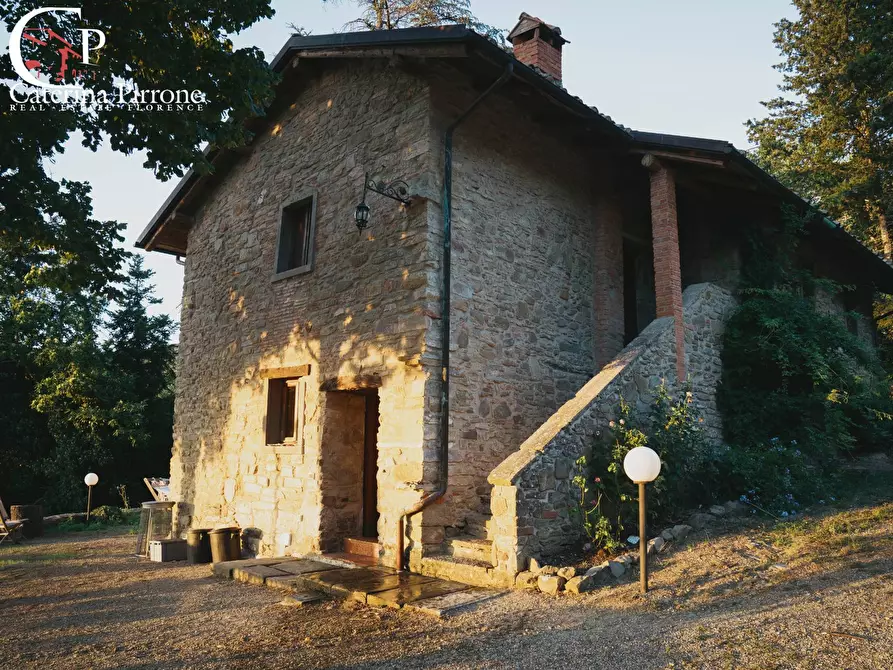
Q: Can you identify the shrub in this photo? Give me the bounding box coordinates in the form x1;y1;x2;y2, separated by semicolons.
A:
573;382;714;551
716;207;893;511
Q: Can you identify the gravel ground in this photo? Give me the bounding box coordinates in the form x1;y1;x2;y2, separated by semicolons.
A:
1;506;891;670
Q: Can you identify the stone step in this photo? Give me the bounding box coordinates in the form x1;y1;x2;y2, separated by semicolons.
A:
447;537;495;565
343;537;380;559
419;555;513;589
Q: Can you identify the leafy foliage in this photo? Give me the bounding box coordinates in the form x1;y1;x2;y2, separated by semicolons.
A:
746;1;893;258
0;259;176;513
0;2;274;511
717;209;893;513
572;383;713;552
323;0;505;44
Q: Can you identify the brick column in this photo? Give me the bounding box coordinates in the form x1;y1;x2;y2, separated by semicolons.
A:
644;155;685;382
593;191;624;370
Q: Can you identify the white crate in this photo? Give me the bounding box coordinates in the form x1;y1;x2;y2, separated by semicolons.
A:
149;539;187;562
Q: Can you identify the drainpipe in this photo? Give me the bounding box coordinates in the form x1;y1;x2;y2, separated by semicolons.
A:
396;61;515;571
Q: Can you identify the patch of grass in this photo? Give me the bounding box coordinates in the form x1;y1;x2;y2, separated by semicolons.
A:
54;506;140;534
0;551;76;569
768;502;893;561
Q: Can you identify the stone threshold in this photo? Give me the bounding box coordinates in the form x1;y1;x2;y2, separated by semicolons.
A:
212;557;504;617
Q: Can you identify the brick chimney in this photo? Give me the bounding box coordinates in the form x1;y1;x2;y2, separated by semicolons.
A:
508;12;568;85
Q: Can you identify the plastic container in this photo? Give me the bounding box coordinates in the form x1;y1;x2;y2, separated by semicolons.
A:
186;528;212;564
209;527;241;563
149;539;187;562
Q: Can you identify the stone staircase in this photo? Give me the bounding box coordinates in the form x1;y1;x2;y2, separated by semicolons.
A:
418;510;513;588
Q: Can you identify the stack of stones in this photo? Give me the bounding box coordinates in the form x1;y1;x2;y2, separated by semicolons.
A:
514;499;750;595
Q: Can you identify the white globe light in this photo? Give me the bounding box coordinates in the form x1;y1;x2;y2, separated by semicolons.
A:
623;447;661;483
84;473;99;487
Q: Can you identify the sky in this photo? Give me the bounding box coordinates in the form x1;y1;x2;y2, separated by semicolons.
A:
46;0;795;332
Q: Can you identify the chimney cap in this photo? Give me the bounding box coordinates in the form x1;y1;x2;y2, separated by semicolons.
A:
508;12;569;45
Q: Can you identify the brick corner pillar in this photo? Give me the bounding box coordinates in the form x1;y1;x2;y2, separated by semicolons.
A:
593;190;625;371
643;154;685;382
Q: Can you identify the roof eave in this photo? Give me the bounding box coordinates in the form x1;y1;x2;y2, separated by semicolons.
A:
136;27;630;252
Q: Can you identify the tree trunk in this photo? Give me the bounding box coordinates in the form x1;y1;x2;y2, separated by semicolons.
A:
10;504;44;538
879;211;892;261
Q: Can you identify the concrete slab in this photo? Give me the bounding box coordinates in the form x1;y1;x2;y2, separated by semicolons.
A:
404;589;506;618
273;560;337;576
233;564;291;585
265;576;311;592
301;567;397;596
212;557;292;579
278;592;325;607
346;573;438;603
366;577;469;609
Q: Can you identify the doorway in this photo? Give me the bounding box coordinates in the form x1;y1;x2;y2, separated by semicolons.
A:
319;389;380;553
361;392;380;538
623;238;656;344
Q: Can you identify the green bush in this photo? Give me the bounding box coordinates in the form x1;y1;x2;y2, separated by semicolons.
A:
90;505;125;525
716;208;893;514
572;382;714;551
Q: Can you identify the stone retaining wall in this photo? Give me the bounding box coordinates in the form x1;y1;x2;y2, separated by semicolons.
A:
486;283;737;576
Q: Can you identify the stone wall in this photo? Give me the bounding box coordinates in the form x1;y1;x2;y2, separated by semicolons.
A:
170;59;440;563
486;283;737;575
417;64;624;540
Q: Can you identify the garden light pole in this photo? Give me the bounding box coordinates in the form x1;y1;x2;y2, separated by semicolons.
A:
623;447;662;594
84;473;99;521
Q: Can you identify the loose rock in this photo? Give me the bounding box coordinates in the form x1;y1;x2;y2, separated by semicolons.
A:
528;558;543;574
584;563;609;578
557;566;577;580
647;536;666;554
709;504;727;517
515;571;539;589
661;529;675;541
723;500;750;517
565;575;598;594
608;560;626;578
689;512;714;530
672;524;692;541
537;575;566;595
538;565;559;576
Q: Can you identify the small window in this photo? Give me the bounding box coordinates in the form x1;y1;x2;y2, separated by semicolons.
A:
266;377;305;446
274;194;316;278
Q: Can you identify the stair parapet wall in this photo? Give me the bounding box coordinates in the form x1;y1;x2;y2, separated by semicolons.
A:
486;283;737;576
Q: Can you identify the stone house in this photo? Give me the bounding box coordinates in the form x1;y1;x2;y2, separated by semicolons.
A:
137;14;893;586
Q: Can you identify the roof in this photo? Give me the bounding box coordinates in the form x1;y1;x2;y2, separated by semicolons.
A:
136;25;624;254
135;26;893;293
508;12;569;45
632;131;893;292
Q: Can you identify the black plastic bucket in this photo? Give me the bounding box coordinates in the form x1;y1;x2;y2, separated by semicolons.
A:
209;527;241;563
186;528;212;564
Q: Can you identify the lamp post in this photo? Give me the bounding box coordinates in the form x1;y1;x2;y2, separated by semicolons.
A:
622;446;661;594
84;473;99;521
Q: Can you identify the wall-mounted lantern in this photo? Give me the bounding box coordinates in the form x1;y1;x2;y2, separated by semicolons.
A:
354;172;411;231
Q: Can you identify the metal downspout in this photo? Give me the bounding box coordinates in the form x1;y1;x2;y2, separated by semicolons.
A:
396;61;515;571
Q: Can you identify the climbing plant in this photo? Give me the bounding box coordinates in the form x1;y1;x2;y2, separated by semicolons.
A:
716;207;893;512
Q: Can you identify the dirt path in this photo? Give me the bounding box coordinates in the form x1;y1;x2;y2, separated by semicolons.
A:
1;507;891;670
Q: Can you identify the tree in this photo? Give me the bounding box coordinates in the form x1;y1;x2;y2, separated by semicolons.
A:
0;2;274;510
322;0;504;43
746;1;893;259
0;258;176;511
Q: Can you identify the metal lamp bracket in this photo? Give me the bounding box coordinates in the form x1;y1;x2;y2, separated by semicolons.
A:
363;172;411;206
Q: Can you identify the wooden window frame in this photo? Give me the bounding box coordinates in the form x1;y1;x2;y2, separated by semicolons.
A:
272;190;318;281
265;376;307;448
